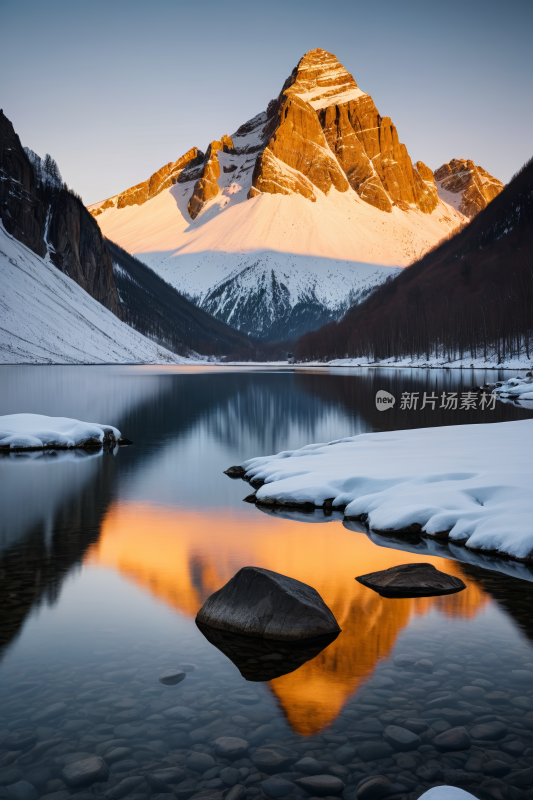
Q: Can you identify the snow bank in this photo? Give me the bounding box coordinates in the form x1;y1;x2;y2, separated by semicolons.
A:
0;223;199;365
309;351;533;370
0;414;121;451
240;420;533;563
418;789;475;800
493;374;533;400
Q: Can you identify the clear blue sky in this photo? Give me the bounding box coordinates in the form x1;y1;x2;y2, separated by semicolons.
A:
2;0;531;205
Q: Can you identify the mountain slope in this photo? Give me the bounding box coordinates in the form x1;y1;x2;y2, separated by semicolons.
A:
106;239;252;355
1;109;122;317
89;48;482;341
434;158;503;218
0;224;194;364
295;158;533;364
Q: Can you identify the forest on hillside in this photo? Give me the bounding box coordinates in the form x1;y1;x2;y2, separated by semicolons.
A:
295;158;533;364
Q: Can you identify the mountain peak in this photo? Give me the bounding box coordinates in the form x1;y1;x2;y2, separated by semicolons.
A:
284;48;364;110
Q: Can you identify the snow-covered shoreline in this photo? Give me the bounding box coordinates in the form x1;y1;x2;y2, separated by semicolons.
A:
237;420;533;565
0;414;123;451
298;355;533;370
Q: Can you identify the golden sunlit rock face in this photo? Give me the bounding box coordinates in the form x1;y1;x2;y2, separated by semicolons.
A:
87;502;487;735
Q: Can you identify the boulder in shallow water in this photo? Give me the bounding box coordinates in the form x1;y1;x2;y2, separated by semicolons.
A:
59;756;110;787
224;466;246;478
196;621;338;680
356;562;466;598
195;566;341;641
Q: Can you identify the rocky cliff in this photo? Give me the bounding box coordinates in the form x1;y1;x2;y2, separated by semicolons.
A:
90;147;202;217
0;110;46;256
249;49;438;214
0;109;122;317
188;136;234;220
434;158;504;218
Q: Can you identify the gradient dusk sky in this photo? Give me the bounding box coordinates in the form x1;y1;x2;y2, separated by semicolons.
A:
1;0;531;205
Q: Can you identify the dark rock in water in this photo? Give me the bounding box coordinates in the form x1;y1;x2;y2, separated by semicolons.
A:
356;776;391;800
59;756;110;787
154;769;186;785
220;767;240;787
175;779;199;800
261;779;295;798
296;775;345;796
357;742;394;761
225;786;246;800
158;669;186;686
432;726;471;751
252;746;296;774
479;778;508;800
510;670;533;684
426;691;461;709
212;737;249;760
294;757;323;775
414;659;433;673
334;746;356;765
402;719;429;735
248;724;276;746
224;466;246;479
227;688;260;704
470;721;508;741
416;764;444;782
1;731;36;751
110;759;138;775
484;760;511;778
117;438;133;446
186;753;216;773
5;783;37;800
146;774;173;793
383;725;421;752
439;708;474;726
105;776;145;800
506;766;533;786
393;654;417;668
196;621;338;681
31;702;67;722
243;494;257;504
356;563;466;597
0;769;24;786
196;566;341;641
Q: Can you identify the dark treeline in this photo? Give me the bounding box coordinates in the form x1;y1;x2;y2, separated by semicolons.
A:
296;158;533;364
106;239;253;357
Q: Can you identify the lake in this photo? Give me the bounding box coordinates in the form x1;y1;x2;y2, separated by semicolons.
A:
1;365;533;800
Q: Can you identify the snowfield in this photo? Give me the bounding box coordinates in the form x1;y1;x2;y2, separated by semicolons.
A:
0;414;121;450
240;420;533;564
0;224;197;365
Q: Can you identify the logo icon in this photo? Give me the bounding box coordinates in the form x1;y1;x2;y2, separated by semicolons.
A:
375;390;396;411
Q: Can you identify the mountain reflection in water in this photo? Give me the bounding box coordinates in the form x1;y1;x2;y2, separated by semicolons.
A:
86;501;487;734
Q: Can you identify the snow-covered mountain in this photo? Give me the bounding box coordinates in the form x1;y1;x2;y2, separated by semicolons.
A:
0;223;194;364
89;48;498;341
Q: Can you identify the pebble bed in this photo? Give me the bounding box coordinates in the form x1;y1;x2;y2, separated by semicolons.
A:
1;624;533;800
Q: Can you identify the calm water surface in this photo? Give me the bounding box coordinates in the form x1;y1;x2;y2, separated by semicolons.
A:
1;366;533;800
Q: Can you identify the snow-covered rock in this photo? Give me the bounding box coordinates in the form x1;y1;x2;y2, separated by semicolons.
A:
493;375;533;401
239;420;533;563
0;223;200;365
0;414;122;451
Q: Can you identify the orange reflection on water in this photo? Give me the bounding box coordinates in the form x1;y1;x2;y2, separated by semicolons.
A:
87;501;488;734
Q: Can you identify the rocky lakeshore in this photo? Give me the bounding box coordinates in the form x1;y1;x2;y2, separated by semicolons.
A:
2;624;533;800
